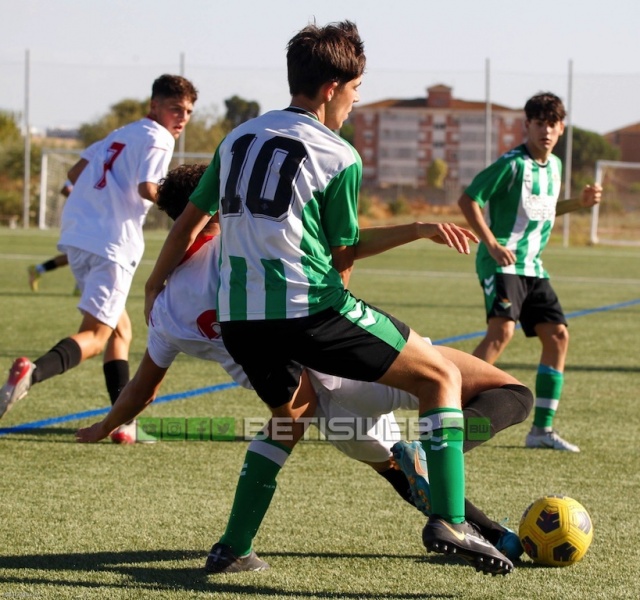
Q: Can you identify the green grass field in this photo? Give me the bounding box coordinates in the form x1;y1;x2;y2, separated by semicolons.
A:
1;228;639;599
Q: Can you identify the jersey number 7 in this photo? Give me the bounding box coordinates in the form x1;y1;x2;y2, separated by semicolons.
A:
94;142;126;190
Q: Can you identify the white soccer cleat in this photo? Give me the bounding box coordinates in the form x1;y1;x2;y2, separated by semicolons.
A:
525;429;580;452
0;357;35;419
109;421;138;444
109;420;157;444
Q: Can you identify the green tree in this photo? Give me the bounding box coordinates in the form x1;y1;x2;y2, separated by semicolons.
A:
426;158;448;189
78;98;148;145
0;110;22;144
0;110;42;222
340;121;355;145
554;127;619;193
224;95;260;129
183;105;227;155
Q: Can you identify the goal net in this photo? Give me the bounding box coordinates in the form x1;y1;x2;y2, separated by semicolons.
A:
38;150;213;230
590;160;640;246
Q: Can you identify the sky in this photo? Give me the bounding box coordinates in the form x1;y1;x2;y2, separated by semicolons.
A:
2;0;639;136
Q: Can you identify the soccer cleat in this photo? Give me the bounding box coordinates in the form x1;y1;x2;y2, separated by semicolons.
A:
0;357;35;418
495;527;524;562
27;265;40;292
205;542;270;574
525;429;580;452
423;516;514;575
391;440;431;516
109;420;156;444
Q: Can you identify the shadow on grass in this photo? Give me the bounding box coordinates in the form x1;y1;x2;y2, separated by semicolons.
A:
0;548;454;598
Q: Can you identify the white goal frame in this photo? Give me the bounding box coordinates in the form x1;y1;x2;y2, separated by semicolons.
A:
591;159;640;245
38;149;213;230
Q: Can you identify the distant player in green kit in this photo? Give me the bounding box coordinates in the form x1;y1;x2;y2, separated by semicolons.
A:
458;92;602;453
145;20;514;575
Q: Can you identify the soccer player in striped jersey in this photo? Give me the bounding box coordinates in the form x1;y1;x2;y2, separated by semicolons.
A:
77;162;531;569
145;21;514;575
458;92;602;453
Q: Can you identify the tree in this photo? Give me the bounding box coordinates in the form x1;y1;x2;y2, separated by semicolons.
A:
340;121;355;145
78;98;148;145
554;126;620;192
426;158;448;189
0;110;22;144
224;95;260;129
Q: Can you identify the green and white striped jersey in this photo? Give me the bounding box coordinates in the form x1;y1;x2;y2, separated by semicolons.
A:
465;144;563;279
190;108;362;321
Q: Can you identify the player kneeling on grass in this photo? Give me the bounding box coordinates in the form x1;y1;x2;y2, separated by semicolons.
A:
77;163;533;574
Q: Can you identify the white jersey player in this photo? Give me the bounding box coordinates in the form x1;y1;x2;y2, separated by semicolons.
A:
0;75;198;432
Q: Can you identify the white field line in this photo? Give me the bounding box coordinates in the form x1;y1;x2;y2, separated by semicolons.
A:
2;253;639;286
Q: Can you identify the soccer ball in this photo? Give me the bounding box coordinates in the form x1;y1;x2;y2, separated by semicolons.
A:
519;495;593;567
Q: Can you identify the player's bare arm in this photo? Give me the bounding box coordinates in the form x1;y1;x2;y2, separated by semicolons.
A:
144;201;211;323
355;222;478;261
458;193;515;266
330;245;356;287
555;183;603;216
138;181;159;203
76;351;168;443
67;158;89;184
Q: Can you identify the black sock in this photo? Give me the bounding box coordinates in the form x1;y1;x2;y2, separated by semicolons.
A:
380;466;506;541
465;499;506;544
32;338;82;384
463;384;533;452
379;467;414;507
103;359;130;405
42;259;59;272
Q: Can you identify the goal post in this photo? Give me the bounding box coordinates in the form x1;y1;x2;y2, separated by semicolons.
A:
591;160;640;246
38;150;213;230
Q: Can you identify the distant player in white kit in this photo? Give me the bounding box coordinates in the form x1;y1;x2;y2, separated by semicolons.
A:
0;74;198;440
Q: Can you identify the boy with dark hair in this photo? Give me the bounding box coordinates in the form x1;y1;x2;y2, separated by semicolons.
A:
458;92;602;452
144;21;514;575
78;163;531;571
0;74;198;444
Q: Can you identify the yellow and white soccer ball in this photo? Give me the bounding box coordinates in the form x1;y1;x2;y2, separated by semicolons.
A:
519;495;593;567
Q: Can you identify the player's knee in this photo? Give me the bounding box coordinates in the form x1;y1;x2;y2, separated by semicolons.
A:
506;383;534;422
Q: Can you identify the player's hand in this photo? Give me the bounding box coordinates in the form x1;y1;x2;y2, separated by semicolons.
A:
581;184;602;208
76;422;110;443
418;222;479;254
144;286;163;325
488;244;515;266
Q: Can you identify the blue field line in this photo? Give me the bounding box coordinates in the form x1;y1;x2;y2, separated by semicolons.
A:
1;298;638;437
0;382;239;436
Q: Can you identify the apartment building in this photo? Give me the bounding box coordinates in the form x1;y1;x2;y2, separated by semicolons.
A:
351;84;525;196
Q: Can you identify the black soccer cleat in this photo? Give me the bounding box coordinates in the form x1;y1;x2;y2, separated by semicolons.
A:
205;542;270;574
423;516;514;575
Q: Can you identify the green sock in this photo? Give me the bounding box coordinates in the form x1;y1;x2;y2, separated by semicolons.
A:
419;408;465;523
219;436;290;556
533;365;564;430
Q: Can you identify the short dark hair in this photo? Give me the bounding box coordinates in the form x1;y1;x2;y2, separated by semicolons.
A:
156;163;207;221
286;20;366;98
524;92;566;124
151;74;198;104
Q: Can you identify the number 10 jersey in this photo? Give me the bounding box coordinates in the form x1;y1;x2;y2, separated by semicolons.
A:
190;108;362;322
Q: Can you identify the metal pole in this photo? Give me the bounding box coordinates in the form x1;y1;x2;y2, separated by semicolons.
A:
562;59;574;247
178;52;186;164
22;49;31;229
484;58;492;167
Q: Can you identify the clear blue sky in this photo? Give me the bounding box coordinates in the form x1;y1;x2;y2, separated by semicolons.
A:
2;0;639;135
